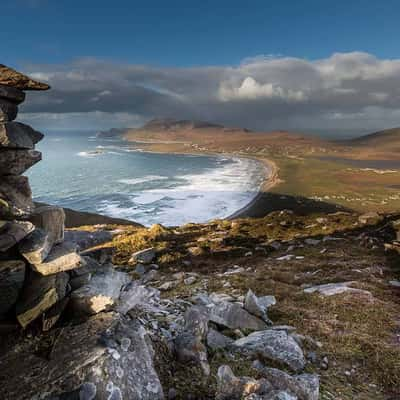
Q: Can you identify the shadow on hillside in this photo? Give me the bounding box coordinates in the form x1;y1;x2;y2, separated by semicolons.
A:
230;192;352;219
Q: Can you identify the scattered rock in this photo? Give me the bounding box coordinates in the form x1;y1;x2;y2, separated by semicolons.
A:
234;330;306;372
244;289;275;324
209;300;268;331
184;276;197;285
207;328;234;350
303;282;372;297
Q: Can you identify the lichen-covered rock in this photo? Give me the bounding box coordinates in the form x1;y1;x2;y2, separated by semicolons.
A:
30;241;83;275
234;330;306;372
0;313;164;400
0;259;25;317
0;175;33;219
0;64;51;91
209;300;268;331
244;289;275;324
69;266;130;316
253;362;319;400
30;205;65;245
0;122;43;149
15;269;69;328
0;220;34;251
0;149;41;175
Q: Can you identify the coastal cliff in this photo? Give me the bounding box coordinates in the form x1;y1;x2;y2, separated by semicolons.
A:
0;66;400;400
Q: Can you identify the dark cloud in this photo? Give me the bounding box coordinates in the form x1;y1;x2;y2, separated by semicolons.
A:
19;52;400;136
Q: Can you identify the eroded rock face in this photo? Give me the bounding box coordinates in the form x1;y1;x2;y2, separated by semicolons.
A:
0;259;25;317
15;269;69;328
0;149;41;175
234;330;306;373
0;313;164;400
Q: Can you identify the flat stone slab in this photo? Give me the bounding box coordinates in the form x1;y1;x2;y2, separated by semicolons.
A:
234;330;306;372
0;259;26;317
303;282;371;297
29;205;65;244
0;220;34;251
70;266;130;316
0;313;164;400
15;269;69;328
0;175;33;219
209;300;268;331
19;228;53;265
30;241;83;275
0;122;44;149
0;64;50;91
0;85;25;104
0;149;41;175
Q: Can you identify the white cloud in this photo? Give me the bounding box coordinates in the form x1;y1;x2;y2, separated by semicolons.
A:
20;52;400;136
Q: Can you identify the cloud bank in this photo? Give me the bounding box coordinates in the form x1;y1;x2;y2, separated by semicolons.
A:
19;52;400;136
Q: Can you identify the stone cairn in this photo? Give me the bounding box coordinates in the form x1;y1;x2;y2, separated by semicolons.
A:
0;65;84;331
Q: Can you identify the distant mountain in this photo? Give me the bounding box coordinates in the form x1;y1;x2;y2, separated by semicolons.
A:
346;127;400;151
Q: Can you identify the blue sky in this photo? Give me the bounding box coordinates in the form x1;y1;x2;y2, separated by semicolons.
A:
3;0;400;68
4;0;400;136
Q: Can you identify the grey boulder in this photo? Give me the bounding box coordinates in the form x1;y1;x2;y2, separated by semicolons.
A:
207;328;234;350
209;300;268;331
234;330;306;372
69;266;130;316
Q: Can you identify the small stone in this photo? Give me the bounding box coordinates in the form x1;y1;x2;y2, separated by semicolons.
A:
184;276;197;285
129;247;156;264
16;270;69;328
30;241;83;275
0;149;41;175
0;220;34;251
0;259;25;317
168;388;177;399
304;238;320;245
358;211;382;225
244;289;275;323
158;281;178;291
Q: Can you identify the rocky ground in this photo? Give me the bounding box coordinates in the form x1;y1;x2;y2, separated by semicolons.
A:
1;209;399;399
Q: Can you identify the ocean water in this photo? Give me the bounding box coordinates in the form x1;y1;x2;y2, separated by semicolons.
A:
27;132;267;226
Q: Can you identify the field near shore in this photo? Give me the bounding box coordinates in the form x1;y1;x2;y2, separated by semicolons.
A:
122;122;400;216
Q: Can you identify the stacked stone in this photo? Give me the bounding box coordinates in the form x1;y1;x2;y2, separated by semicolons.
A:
0;65;84;331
